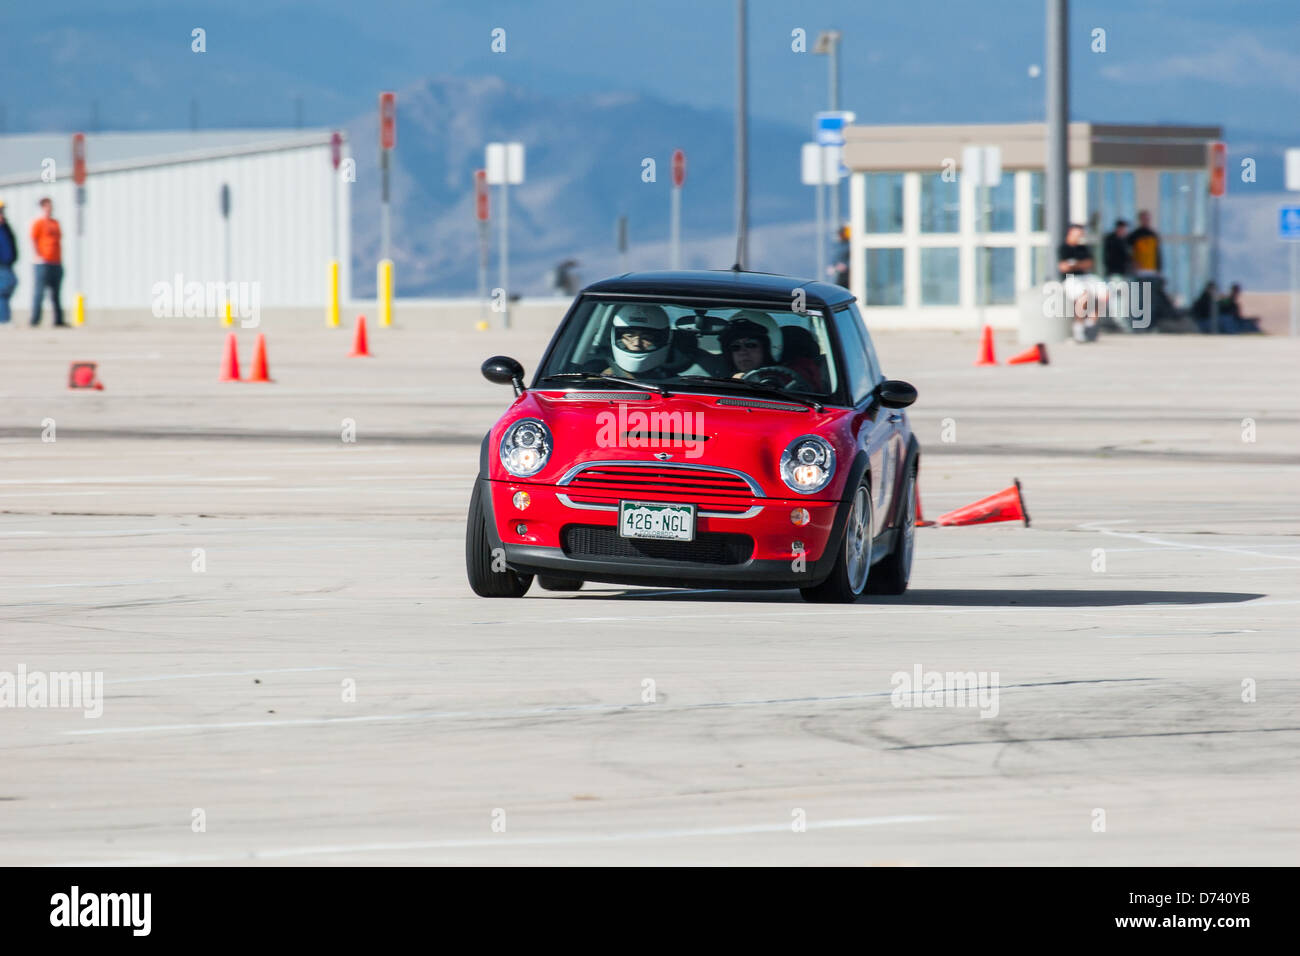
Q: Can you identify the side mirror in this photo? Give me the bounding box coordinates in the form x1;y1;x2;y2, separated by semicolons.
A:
482;355;526;394
877;379;917;409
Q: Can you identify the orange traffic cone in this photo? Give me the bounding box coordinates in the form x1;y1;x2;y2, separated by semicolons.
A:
68;361;104;390
935;479;1030;528
974;325;998;366
349;315;370;357
1008;343;1049;365
915;484;935;527
245;333;273;383
219;333;241;382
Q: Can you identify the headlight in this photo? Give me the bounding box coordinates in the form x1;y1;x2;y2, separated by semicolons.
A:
499;418;552;477
780;435;836;494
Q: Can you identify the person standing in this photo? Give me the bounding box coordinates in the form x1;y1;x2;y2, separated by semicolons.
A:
30;197;66;327
0;200;17;324
828;224;850;288
1126;210;1161;276
1103;219;1130;277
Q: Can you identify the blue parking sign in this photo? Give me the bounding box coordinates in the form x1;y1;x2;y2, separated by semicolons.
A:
1280;206;1300;239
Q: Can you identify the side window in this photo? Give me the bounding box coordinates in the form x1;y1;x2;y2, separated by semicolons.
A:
833;308;873;405
848;304;885;385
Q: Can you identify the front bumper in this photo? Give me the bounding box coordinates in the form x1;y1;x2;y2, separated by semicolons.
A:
477;477;849;589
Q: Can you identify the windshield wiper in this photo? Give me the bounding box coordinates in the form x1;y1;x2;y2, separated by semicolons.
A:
536;373;666;394
676;376;823;411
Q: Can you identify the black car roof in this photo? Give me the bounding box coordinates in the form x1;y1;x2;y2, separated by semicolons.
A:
580;270;856;308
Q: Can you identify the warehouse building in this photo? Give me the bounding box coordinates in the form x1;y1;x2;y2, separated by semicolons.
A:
842;122;1222;328
0;130;348;317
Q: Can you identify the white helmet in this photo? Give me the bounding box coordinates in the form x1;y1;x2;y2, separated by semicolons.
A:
610;304;672;374
726;309;783;362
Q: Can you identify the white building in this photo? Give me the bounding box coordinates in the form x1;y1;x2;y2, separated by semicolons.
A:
843;122;1222;328
0;129;349;315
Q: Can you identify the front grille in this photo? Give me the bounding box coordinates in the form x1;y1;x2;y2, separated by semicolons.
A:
562;525;754;565
564;464;755;499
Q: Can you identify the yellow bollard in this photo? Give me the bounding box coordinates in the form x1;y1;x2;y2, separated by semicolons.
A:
74;293;85;326
378;258;393;327
222;299;234;327
328;259;340;328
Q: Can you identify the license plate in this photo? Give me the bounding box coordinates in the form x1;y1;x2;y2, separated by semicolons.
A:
618;500;696;541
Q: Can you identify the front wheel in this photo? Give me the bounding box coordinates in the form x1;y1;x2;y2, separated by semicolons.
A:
800;478;873;603
465;482;533;597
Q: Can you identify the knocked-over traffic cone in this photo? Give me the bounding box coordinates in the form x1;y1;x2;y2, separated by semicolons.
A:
1008;343;1049;365
349;315;371;357
68;361;104;390
974;325;998;366
219;333;241;382
935;478;1030;528
915;484;935;527
245;333;273;383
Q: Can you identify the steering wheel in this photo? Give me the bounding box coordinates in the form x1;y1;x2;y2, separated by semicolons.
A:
742;365;813;392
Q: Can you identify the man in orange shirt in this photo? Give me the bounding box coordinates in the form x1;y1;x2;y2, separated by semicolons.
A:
30;197;66;326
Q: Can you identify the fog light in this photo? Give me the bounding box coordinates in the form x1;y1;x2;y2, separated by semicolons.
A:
512;491;531;510
515;523;527;535
790;507;810;526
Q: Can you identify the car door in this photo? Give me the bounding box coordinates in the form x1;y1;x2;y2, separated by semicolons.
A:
849;305;906;528
832;306;894;532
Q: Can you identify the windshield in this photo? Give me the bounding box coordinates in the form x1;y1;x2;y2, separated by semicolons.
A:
535;297;842;400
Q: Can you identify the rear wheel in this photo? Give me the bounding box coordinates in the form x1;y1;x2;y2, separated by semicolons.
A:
866;467;915;595
537;576;584;591
800;477;873;603
465;482;533;598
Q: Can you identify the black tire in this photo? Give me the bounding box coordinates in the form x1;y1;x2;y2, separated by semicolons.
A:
537;576;584;591
866;467;916;595
800;476;873;604
465;481;533;597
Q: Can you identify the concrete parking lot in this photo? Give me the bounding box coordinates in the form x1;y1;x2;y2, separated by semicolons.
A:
1;308;1297;865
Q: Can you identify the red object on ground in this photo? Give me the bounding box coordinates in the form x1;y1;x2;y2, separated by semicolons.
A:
219;333;241;382
350;315;371;357
1007;343;1049;365
974;325;997;365
936;479;1030;528
915;483;935;527
68;361;103;390
246;333;272;382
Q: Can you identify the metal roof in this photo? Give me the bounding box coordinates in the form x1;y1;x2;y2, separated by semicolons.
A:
581;270;856;307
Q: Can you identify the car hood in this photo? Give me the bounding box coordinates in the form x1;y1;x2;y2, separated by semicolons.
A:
490;388;858;497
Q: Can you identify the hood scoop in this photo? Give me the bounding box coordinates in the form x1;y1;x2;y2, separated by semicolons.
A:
714;397;809;412
561;391;652;401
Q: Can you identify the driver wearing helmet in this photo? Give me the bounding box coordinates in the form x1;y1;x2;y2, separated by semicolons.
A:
718;309;810;391
600;304;690;379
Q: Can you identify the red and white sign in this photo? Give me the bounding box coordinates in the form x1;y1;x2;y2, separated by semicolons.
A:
1208;141;1227;197
331;130;343;170
475;169;489;221
72;132;86;186
379;92;396;150
671;149;686;188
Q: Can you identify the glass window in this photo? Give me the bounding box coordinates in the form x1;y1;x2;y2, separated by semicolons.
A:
865;248;904;306
1031;245;1052;285
1029;172;1045;232
1190;170;1208;236
920;173;960;233
977;176;1015;233
846;304;884;385
865;173;904;234
1089;171;1137;238
834;309;874;405
976;247;1016;305
920;247;960;305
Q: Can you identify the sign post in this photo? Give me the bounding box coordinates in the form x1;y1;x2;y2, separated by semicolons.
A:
485;142;524;328
72;132;86;326
617;215;628;273
814;111;854;272
670;149;686;269
1208;141;1227;334
475;168;489;324
963;145;1002;330
328;130;342;327
219;183;233;326
378;92;396;327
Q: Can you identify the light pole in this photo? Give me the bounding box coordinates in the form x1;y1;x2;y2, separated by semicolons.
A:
734;0;749;270
1045;0;1069;260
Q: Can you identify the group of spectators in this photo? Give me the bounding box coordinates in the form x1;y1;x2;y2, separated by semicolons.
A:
1058;209;1259;341
0;197;68;326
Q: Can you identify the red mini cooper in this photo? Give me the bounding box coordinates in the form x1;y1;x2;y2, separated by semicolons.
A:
466;270;919;602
